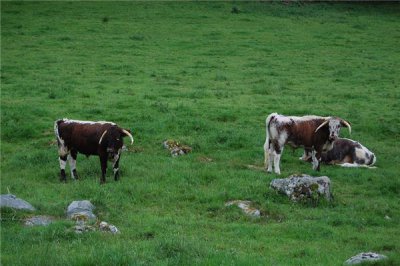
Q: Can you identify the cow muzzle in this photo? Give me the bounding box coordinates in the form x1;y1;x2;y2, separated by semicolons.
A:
107;148;117;159
329;135;338;141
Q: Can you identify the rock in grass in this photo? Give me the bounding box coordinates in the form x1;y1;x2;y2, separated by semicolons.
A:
25;215;53;226
270;174;332;202
67;200;96;221
225;200;261;217
99;221;119;234
163;139;192;157
0;194;35;211
344;252;387;265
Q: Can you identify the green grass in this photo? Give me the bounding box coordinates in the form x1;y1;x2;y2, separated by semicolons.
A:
1;1;400;265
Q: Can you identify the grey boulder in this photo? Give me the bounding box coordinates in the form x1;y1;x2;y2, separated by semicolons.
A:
0;194;35;211
344;252;387;265
67;200;96;221
270;174;332;201
25;215;53;226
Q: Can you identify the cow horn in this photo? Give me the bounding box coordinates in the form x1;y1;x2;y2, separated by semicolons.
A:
341;120;352;135
315;120;329;133
99;130;108;145
122;129;134;145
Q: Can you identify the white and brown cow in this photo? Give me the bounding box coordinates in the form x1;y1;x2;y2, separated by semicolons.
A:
301;138;376;168
54;119;134;184
264;113;351;174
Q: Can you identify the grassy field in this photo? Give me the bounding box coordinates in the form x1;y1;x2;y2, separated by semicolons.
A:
1;1;400;265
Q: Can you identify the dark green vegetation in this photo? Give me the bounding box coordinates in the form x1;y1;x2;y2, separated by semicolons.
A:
1;2;399;265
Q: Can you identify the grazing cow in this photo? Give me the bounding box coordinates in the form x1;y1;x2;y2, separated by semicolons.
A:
301;138;376;168
54;119;134;184
264;113;351;174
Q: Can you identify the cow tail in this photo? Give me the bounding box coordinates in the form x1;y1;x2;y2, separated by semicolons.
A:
54;119;64;144
264;113;277;167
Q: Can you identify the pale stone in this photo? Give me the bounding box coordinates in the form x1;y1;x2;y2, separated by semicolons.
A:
344;252;387;265
67;200;96;221
25;215;53;226
0;194;35;211
270;174;332;201
225;200;261;217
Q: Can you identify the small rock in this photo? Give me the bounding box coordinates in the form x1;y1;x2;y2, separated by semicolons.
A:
67;200;96;221
163;139;192;156
99;221;119;234
0;194;36;211
24;215;53;226
225;200;261;217
270;174;332;202
345;252;387;265
74;224;95;234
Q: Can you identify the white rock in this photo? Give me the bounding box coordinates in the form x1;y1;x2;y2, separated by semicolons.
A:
225;200;261;217
345;252;387;265
0;194;35;211
25;215;53;226
67;200;96;220
270;174;332;201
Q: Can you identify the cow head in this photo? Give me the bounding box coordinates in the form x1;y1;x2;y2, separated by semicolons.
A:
315;117;351;141
99;126;134;159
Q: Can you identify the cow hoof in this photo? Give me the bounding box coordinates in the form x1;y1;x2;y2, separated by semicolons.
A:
60;171;67;182
72;170;79;180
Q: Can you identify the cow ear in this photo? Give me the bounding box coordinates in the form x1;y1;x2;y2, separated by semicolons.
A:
121;128;134;145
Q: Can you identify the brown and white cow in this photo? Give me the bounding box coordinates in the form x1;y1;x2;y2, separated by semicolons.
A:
54;119;134;184
301;138;376;168
264;113;351;174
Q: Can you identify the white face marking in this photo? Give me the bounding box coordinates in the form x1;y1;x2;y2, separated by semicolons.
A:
112;149;121;168
328;119;341;139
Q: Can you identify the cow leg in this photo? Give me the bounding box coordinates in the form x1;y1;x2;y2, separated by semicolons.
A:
273;151;282;175
311;150;321;171
113;156;120;181
267;146;274;173
263;140;270;171
59;155;68;182
100;155;107;184
273;145;283;175
68;150;79;180
300;148;312;162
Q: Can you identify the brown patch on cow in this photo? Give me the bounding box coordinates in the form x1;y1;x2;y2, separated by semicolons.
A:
342;155;353;163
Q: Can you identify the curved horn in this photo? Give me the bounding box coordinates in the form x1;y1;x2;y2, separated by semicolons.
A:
341;120;352;135
122;129;134;145
315;120;329;133
99;130;108;145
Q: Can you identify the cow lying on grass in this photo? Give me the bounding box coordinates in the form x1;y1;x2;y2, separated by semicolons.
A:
301;138;376;168
54;119;134;184
264;113;351;174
